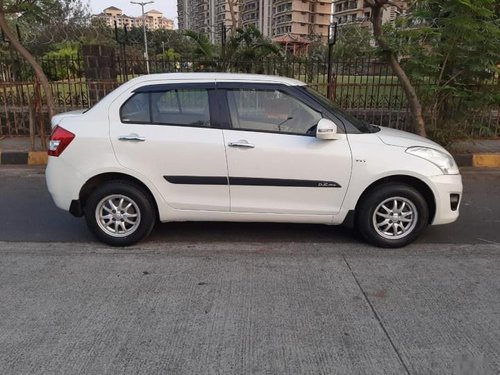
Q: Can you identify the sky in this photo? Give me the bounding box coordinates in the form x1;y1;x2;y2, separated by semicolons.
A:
88;0;178;26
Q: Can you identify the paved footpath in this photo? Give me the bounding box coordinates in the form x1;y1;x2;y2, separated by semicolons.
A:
0;241;499;375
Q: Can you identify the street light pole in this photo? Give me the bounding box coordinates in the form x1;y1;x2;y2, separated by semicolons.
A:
131;1;154;74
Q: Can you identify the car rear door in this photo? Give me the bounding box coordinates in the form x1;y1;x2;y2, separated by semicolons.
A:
219;83;352;215
108;81;230;212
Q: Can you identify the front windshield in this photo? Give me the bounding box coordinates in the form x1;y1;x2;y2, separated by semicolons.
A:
302;86;373;133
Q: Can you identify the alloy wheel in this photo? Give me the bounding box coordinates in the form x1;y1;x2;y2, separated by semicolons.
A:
95;194;141;238
372;196;418;240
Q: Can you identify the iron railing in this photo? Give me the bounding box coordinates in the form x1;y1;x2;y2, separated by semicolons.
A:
0;55;498;139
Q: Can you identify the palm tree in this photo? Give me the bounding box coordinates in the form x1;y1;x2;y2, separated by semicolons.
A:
183;30;220;71
184;26;282;73
183;30;217;59
224;26;282;72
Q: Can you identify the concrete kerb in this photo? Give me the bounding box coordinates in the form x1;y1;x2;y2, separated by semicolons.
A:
0;151;48;165
1;149;499;167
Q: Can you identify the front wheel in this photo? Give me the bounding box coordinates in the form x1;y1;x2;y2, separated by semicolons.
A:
85;181;156;246
356;183;429;248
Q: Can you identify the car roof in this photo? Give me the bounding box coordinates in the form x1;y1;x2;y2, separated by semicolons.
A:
132;72;306;86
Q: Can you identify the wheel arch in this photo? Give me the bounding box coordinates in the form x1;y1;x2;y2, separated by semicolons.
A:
354;175;436;224
78;172;160;219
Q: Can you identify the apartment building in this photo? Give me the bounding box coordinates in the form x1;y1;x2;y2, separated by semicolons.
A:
240;0;272;36
97;6;175;31
332;0;407;27
180;0;332;45
274;0;331;40
178;0;239;43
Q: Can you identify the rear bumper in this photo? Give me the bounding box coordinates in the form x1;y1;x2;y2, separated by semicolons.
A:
45;157;83;212
428;174;463;225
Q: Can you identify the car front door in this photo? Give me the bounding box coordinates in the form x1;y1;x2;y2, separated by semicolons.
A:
220;84;352;215
109;82;229;212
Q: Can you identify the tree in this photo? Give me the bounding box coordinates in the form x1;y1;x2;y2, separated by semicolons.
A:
42;42;80;80
0;0;53;119
148;29;196;56
184;26;282;73
385;0;500;141
333;24;373;59
223;26;282;72
20;13;112;57
365;0;427;137
0;0;90;120
183;30;218;58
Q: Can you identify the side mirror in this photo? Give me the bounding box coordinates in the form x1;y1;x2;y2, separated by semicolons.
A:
316;118;341;140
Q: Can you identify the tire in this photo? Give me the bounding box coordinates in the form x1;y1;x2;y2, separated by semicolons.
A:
84;181;156;246
356;183;429;248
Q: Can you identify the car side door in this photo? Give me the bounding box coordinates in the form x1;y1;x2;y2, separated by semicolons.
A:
108;81;230;212
219;83;352;215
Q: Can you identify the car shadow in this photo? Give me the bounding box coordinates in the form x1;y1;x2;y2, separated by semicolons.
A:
148;221;357;244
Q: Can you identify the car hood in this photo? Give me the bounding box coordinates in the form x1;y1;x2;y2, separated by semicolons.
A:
376;126;446;151
51;109;87;129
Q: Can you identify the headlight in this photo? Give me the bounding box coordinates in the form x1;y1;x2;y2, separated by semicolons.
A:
406;146;459;175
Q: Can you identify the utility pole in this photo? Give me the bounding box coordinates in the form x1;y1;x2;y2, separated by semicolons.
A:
131;1;154;74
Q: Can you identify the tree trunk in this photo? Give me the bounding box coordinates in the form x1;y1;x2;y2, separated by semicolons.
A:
370;2;426;137
0;12;56;121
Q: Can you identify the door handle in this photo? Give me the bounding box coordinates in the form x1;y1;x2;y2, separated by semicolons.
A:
118;134;146;142
228;140;255;149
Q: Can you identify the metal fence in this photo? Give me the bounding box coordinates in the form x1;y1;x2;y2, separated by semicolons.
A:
0;55;498;139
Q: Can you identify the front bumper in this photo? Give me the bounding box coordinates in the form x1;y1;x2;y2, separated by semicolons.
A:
428;174;463;225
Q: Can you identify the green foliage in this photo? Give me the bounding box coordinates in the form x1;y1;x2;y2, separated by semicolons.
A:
4;0;97;56
148;29;196;56
156;48;180;60
44;41;79;59
42;42;81;80
183;26;282;72
223;26;282;71
183;30;218;59
385;0;500;139
4;0;89;25
334;25;374;59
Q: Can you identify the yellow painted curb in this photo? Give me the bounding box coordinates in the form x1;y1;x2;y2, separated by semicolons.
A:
472;154;500;168
28;151;48;165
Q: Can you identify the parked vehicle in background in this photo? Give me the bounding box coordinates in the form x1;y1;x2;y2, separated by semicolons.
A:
46;73;462;248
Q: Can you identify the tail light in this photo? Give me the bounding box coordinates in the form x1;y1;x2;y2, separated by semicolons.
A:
48;126;75;157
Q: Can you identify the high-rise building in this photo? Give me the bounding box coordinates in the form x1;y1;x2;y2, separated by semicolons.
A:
275;0;331;40
179;0;333;46
240;0;272;37
178;0;239;43
332;0;407;28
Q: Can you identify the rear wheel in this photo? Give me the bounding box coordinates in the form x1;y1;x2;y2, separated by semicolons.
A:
85;181;156;246
356;183;429;248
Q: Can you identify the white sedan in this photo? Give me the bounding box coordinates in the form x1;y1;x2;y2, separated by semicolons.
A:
46;73;462;247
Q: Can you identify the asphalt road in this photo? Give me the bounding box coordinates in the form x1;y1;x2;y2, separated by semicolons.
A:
0;166;499;245
0;166;499;375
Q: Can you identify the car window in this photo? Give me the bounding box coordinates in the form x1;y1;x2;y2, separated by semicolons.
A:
151;89;210;127
302;86;373;133
120;92;150;123
227;89;322;135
